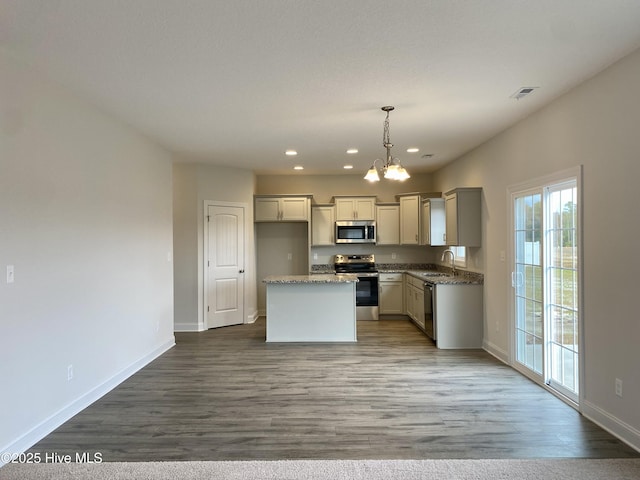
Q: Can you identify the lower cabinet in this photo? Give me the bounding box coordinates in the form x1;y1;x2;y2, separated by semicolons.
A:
404;274;425;330
432;283;483;349
379;273;404;314
403;273;484;349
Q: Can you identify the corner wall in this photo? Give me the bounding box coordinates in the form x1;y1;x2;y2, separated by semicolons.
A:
433;46;640;450
0;52;175;457
172;162;257;331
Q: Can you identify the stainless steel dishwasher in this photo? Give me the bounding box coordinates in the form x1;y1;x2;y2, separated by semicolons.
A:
424;282;435;341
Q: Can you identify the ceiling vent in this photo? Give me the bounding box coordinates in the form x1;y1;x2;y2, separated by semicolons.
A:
510;87;538;100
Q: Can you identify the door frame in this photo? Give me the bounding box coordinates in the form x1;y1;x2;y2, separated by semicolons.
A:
507;165;584;411
202;200;249;330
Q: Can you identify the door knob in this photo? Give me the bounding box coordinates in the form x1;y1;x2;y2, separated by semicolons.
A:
239;269;245;273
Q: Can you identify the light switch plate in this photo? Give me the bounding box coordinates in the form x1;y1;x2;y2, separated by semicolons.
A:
6;265;15;283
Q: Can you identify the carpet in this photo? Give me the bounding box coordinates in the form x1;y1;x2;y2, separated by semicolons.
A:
2;459;640;480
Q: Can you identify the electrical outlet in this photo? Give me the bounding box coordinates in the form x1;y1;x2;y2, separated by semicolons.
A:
500;250;506;262
67;365;74;381
313;253;318;260
615;378;623;397
391;253;397;260
287;253;292;260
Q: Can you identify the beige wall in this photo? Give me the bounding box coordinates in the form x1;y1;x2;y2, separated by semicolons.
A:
1;52;174;454
256;222;309;313
172;161;257;331
433;47;640;449
256;172;435;204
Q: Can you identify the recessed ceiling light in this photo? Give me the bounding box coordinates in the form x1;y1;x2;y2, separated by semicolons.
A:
421;153;434;159
346;149;358;154
343;165;353;170
285;150;298;156
293;165;304;170
407;148;419;153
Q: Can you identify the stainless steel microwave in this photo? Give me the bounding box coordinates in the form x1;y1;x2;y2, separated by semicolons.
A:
335;221;376;244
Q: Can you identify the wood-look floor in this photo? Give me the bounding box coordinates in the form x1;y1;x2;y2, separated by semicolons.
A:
30;318;638;461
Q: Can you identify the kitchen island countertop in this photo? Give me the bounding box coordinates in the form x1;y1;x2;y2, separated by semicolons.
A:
263;274;358;284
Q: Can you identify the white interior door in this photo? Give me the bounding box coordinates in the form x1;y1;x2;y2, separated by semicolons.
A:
206;204;245;329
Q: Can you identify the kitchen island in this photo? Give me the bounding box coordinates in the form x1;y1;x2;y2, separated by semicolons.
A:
263;274;358;342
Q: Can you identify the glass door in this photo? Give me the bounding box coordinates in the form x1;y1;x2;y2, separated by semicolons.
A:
511;171;580;405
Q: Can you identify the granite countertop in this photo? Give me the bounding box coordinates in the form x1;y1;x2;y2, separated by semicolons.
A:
309;263;483;285
263;274;358;284
403;270;483;285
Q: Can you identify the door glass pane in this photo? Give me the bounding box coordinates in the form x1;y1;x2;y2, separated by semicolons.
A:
514;192;543;376
547;184;579;399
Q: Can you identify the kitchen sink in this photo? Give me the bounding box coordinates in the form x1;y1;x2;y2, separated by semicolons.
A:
413;271;449;277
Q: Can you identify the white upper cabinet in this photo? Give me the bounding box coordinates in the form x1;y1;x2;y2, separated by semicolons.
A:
254;195;311;222
444;188;481;247
398;194;421;245
376;204;400;245
311;205;335;245
397;193;442;245
333;196;376;221
422;198;446;246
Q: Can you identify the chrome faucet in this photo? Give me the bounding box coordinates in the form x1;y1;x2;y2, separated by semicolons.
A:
441;249;456;275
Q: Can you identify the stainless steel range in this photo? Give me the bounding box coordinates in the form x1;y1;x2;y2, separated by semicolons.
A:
334;254;379;320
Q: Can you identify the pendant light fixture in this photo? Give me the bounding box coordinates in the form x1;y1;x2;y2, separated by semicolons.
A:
364;106;410;182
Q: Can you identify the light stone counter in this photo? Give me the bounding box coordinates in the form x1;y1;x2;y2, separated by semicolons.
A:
404;270;483;285
263;274;358;284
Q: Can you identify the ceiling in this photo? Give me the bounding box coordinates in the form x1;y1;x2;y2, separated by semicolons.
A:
3;1;640;176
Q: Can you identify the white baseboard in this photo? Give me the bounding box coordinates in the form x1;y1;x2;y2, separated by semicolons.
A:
174;322;206;332
246;311;259;324
483;339;509;364
0;338;175;466
582;400;640;453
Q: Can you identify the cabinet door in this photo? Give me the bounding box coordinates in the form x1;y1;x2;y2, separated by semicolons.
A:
421;201;431;245
335;199;355;220
414;287;425;329
379;281;404;314
445;193;458;245
423;198;446;246
376;205;400;245
355;198;376;220
255;198;281;221
311;206;335;245
400;195;420;244
280;197;309;221
444;189;481;246
405;282;414;320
